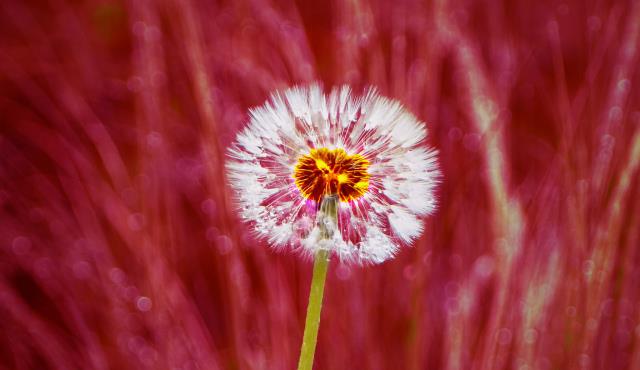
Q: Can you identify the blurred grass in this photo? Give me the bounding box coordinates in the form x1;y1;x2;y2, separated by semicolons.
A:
1;0;640;369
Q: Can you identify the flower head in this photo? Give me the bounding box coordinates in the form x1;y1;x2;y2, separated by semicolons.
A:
226;85;440;264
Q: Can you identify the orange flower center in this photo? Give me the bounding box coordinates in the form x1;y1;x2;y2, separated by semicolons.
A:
293;148;370;203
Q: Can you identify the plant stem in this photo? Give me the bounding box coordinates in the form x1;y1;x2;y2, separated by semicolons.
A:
297;195;336;370
297;248;329;370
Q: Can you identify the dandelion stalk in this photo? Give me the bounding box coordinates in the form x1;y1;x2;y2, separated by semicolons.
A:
297;195;337;370
297;248;329;370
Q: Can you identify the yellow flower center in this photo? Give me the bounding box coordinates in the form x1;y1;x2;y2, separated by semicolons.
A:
293;148;370;203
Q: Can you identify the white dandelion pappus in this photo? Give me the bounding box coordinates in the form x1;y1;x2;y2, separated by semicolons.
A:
226;84;440;264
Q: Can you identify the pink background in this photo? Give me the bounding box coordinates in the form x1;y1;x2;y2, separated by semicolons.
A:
1;1;639;369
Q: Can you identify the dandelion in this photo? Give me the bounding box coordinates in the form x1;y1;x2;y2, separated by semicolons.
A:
226;84;440;369
227;84;440;264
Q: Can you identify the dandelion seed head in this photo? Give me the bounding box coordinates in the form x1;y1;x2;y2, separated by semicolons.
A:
226;84;440;264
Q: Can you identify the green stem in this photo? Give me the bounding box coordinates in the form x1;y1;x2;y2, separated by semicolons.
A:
297;249;329;370
297;195;336;370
